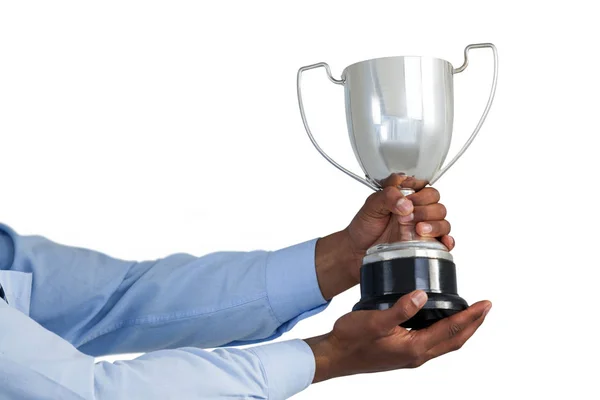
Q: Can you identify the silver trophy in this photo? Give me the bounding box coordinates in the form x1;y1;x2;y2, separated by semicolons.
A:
297;43;498;329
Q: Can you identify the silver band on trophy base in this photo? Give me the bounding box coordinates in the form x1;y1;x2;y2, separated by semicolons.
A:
297;44;498;329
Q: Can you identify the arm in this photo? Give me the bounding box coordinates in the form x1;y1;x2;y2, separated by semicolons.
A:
0;223;329;356
0;289;491;400
0;175;453;358
0;299;315;400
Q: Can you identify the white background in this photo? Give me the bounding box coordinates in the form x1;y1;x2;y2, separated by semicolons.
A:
1;1;598;399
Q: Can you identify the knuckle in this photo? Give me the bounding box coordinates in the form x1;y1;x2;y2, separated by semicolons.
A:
407;356;425;369
365;191;379;204
424;187;440;202
438;203;447;218
415;207;429;221
448;323;462;338
382;186;398;199
406;361;418;369
450;341;464;352
444;220;451;233
382;173;402;187
362;193;380;213
400;303;413;320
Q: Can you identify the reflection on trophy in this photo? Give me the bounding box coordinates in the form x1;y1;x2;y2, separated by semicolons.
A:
297;44;498;329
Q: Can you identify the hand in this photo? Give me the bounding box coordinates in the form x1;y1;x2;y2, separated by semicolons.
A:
315;174;453;299
305;291;491;383
346;174;454;257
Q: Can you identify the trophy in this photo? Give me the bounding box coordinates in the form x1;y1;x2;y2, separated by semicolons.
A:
297;43;498;329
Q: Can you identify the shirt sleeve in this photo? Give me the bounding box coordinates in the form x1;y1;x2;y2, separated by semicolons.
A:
0;223;329;357
0;299;315;400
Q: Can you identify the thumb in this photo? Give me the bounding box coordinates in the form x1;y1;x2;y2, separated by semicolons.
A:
370;290;428;335
361;186;414;219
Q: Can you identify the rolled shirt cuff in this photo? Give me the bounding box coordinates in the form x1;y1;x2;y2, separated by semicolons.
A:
265;238;327;324
248;339;315;400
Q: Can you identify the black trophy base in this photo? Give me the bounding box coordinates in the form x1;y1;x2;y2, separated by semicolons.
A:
352;256;468;330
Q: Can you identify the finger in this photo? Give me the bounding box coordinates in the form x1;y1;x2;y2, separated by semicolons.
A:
416;220;451;237
412;203;447;223
362;186;414;218
407;187;440;206
380;173;410;188
440;235;455;251
398;176;428;191
369;290;428;336
424;304;491;359
417;301;491;351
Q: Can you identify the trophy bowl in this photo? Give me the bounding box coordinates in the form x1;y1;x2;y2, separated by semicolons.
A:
297;43;498;329
343;55;454;186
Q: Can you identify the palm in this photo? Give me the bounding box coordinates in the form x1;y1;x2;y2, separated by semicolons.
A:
331;309;421;374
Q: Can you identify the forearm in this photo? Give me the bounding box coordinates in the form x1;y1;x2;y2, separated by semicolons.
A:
95;340;315;400
0;301;315;400
0;223;328;356
79;239;328;356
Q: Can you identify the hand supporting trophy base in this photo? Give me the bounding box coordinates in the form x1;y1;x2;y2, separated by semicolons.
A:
297;44;498;329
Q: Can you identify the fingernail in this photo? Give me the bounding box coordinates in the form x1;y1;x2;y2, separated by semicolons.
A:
483;304;492;317
411;291;428;307
398;213;414;223
420;223;432;234
396;197;413;215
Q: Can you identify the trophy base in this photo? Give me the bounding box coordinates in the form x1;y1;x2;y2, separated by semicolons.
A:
352;243;468;330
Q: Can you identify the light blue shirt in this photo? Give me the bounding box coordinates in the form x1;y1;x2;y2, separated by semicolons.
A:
0;223;329;399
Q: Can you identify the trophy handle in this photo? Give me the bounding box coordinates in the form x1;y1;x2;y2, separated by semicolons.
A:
297;63;380;191
429;43;499;185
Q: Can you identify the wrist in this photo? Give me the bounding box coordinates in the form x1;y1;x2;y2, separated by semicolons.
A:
315;230;361;300
304;334;339;383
